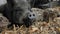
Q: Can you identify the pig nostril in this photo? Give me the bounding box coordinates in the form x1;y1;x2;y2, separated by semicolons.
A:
33;14;35;16
29;15;31;17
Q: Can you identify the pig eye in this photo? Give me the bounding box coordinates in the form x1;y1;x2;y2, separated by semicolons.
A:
33;14;35;16
0;17;3;21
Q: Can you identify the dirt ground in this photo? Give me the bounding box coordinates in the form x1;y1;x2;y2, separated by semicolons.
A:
0;7;60;34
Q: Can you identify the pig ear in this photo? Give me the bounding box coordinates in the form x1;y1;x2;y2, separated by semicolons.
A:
7;0;14;7
7;0;12;3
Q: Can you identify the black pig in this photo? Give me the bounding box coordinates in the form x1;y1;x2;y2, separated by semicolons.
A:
0;0;36;27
